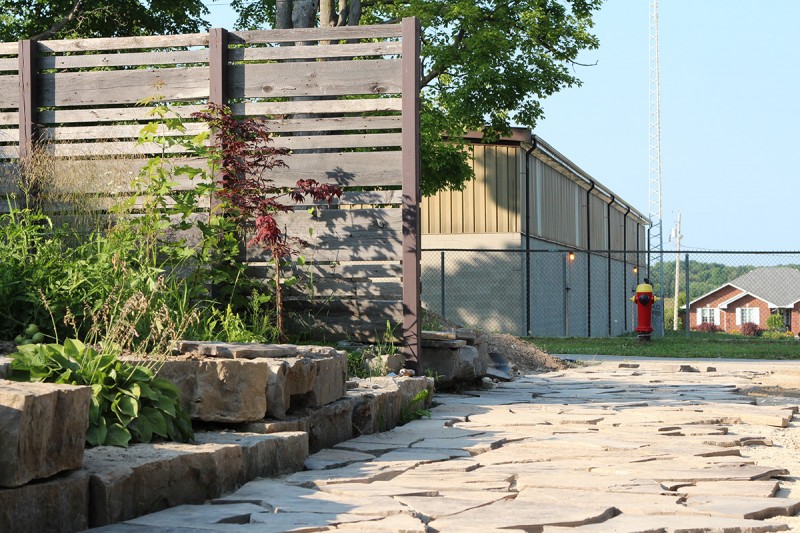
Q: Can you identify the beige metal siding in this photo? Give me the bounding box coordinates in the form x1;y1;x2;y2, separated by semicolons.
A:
538;160;582;247
421;144;519;234
589;193;607;251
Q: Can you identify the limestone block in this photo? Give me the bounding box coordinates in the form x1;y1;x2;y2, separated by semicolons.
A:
195;431;308;481
0;380;91;488
350;388;402;436
284;352;347;411
84;442;242;527
156;359;268;423
0;469;90;533
421;345;485;387
306;398;354;453
265;359;291;420
0;357;10;379
239;417;309;435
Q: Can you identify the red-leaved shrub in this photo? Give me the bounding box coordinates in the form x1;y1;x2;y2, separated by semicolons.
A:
696;322;720;333
739;322;761;336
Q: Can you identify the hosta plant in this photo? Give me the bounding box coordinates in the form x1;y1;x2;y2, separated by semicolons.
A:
8;339;193;447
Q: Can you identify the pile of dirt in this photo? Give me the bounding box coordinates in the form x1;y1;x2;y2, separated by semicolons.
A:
486;333;567;374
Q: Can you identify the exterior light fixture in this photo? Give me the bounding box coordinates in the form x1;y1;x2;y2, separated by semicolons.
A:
633;265;639;273
568;251;575;262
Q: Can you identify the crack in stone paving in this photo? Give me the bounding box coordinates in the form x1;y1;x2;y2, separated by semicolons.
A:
89;360;800;532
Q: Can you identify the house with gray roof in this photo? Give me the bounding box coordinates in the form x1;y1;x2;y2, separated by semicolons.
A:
685;267;800;332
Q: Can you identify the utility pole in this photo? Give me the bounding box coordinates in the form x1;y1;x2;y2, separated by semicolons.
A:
672;211;681;330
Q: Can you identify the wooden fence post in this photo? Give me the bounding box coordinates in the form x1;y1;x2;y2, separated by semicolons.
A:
401;17;422;372
18;39;37;203
209;28;229;106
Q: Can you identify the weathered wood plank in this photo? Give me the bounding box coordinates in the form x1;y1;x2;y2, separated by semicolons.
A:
41;122;207;141
271;133;401;150
0;128;18;142
233;59;402;99
41;115;399;141
231;41;402;62
284;299;404;343
0;146;19;158
40;67;209;107
0;58;17;71
266;151;402;187
44;132;400;156
247;262;402;281
38;33;210;53
232;98;403;116
246;208;403;263
0;111;19;125
231;24;402;44
40;49;209;70
0;76;19;108
38;98;402;125
0;43;17;55
284;279;403;300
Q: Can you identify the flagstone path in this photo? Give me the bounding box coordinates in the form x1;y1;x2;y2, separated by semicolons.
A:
91;360;800;532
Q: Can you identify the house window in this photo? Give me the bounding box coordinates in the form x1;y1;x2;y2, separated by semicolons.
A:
736;307;760;325
698;308;718;325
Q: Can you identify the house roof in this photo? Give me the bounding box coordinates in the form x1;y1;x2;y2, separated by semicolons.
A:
688;267;800;309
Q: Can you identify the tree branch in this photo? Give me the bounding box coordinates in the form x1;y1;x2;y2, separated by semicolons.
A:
31;0;83;41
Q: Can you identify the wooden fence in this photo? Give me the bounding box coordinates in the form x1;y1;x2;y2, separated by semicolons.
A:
0;20;422;365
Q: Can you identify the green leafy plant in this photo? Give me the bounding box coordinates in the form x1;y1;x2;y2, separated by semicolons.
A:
8;339;193;447
766;313;785;332
399;389;432;425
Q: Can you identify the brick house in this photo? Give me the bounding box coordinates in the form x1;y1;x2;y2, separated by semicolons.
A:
685;267;800;333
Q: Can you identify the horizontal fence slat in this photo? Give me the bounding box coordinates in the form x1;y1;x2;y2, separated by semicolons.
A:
42;122;207;141
232;41;402;62
0;128;18;142
41;67;209;107
0;111;20;125
44;115;399;140
0;76;19;109
0;146;19;158
230;24;402;44
37;98;402;125
232;98;403;116
247;208;402;263
234;59;402;99
285;299;403;342
38;33;210;53
0;58;17;70
41;49;209;70
267;151;402;187
44;132;400;156
248;262;402;281
284;279;402;300
0;43;17;54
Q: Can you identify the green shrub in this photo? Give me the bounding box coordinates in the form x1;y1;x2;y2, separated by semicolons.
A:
766;313;785;332
696;323;720;333
8;339;193;447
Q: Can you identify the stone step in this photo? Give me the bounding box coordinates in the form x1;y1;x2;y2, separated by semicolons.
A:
0;380;92;488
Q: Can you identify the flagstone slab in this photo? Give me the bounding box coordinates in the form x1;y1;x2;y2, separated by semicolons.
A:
394;491;513;519
426;497;620;531
303;448;375;470
677;480;780;498
125;503;265;527
541;513;790;532
684;495;800;520
325;512;427;533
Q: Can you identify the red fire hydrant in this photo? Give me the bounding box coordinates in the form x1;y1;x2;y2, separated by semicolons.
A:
631;279;658;341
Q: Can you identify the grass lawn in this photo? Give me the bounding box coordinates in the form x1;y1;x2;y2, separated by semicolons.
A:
526;331;800;360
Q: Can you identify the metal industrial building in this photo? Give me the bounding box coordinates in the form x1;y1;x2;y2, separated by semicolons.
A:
421;128;649;337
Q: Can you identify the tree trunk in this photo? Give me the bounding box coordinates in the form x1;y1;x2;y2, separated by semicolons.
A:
276;0;293;29
348;0;361;27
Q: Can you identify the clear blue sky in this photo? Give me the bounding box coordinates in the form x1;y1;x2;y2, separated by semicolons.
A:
201;1;799;251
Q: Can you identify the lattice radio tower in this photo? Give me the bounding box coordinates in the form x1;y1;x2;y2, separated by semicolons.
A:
648;0;665;335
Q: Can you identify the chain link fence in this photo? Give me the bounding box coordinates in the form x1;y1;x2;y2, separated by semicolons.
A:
421;249;800;338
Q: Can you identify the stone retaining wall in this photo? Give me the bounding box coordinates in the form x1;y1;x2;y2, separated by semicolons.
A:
0;342;434;533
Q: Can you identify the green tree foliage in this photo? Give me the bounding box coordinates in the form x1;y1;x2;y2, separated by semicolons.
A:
231;0;602;195
0;0;209;41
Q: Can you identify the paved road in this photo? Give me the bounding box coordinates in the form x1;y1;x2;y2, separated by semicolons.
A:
93;360;800;532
